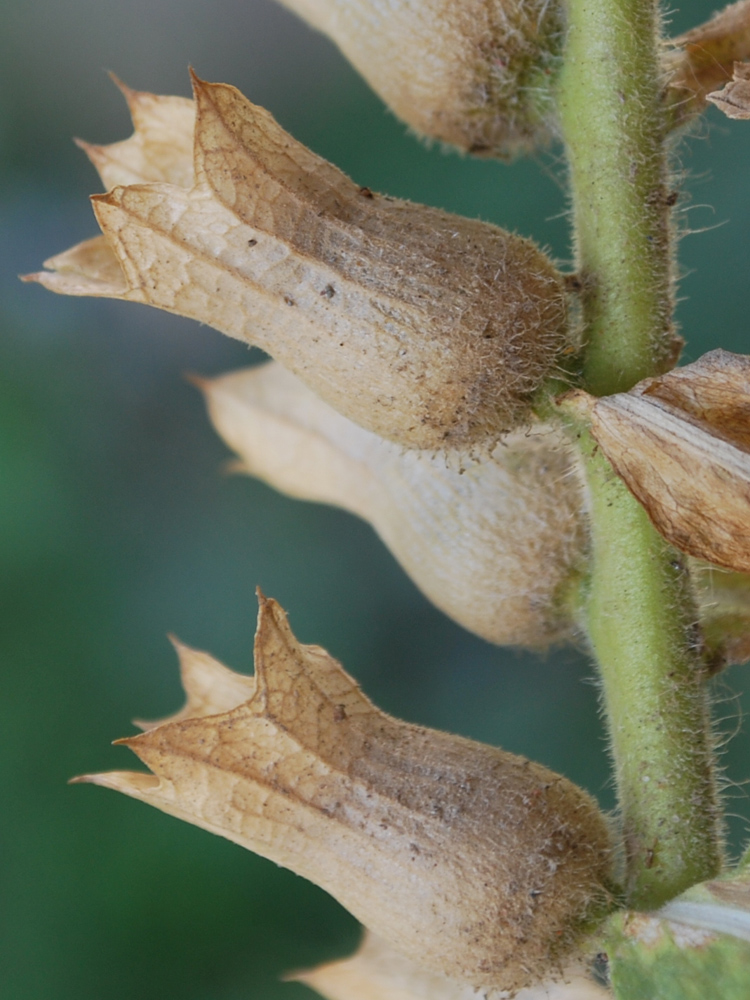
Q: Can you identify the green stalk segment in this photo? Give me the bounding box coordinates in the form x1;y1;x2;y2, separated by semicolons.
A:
582;439;722;908
557;0;723;906
558;0;673;397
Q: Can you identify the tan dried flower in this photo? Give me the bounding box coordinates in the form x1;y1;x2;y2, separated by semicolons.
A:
25;75;569;451
199;361;587;648
204;360;750;662
563;350;750;574
274;0;564;157
73;594;614;994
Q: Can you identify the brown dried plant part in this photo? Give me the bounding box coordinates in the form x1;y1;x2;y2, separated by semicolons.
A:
133;637;256;731
76;74;196;188
73;594;614;994
691;561;750;669
292;930;612;1000
708;61;750;118
665;0;750;116
199;361;587;648
274;0;565;157
24;74;569;451
564;350;750;574
204;362;750;662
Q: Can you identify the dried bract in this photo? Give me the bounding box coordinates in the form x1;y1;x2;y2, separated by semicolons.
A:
294;930;612;1000
74;595;613;993
691;561;750;669
201;361;587;648
665;0;750;117
25;75;569;450
565;350;750;573
275;0;564;157
708;61;750;118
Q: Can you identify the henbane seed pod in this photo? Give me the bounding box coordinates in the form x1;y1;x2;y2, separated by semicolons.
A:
275;0;565;156
74;595;614;994
201;362;587;648
26;75;570;450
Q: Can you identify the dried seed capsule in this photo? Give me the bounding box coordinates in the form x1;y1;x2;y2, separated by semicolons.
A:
275;0;565;156
200;361;587;648
26;75;570;450
74;595;614;993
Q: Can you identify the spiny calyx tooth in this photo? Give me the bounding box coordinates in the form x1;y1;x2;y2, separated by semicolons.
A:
74;593;614;994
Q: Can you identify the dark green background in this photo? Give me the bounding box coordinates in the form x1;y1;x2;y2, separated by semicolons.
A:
2;1;749;996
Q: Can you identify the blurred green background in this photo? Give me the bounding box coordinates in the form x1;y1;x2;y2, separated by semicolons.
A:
2;1;750;997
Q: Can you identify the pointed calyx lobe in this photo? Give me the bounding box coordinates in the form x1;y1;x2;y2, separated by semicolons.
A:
74;594;613;994
564;350;750;574
76;75;196;188
27;74;569;451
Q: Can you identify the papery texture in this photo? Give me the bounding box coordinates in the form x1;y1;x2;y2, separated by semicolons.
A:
294;931;612;1000
76;75;196;188
275;0;564;157
26;75;569;450
134;637;257;731
566;351;750;574
74;594;613;993
665;0;750;115
201;361;587;648
708;61;750;118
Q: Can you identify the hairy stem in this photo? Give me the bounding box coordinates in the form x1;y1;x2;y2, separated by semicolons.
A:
559;0;674;394
582;438;722;907
557;0;723;906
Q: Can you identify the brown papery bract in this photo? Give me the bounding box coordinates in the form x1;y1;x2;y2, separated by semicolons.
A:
274;0;564;157
201;361;587;649
708;61;750;118
665;0;750;116
73;594;614;994
564;350;750;574
25;75;569;451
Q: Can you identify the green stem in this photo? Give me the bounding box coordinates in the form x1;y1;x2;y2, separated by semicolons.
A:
559;0;673;396
582;438;722;907
557;0;723;906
